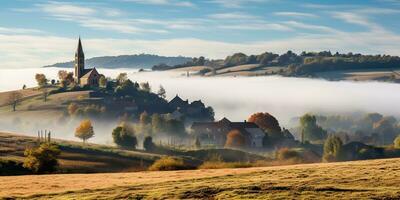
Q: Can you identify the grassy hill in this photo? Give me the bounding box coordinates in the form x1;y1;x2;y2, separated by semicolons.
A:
1;158;399;199
0;132;161;173
0;132;266;175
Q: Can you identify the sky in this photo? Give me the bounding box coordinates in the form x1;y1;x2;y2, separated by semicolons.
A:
1;0;400;68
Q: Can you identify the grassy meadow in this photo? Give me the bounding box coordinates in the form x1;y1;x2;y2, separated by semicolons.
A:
1;158;399;199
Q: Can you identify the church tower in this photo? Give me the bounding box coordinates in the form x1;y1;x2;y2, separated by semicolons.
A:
74;37;85;83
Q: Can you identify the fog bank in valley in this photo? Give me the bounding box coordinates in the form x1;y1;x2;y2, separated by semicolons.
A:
1;67;400;143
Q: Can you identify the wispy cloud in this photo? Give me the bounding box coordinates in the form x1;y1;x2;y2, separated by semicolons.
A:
209;12;259;20
0;27;44;34
274;12;317;18
123;0;195;7
218;23;291;31
284;21;337;33
35;1;168;34
208;0;266;8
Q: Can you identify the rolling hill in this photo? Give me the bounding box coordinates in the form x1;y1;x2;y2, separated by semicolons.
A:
44;54;192;69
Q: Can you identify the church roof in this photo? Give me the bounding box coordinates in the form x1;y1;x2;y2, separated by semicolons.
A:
81;68;98;79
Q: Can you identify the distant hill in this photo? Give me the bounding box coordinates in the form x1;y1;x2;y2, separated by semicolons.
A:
44;54;192;69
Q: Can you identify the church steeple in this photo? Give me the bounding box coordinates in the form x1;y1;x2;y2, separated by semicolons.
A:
74;37;85;83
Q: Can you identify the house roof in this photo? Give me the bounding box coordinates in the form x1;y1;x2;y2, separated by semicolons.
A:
230;122;259;129
191;117;260;130
169;95;188;105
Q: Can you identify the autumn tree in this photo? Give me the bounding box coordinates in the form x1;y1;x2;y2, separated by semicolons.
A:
7;91;23;112
323;135;343;162
157;85;166;99
75;119;94;143
35;73;47;87
58;70;74;87
248;112;281;133
248;112;282;137
225;129;247;149
23;143;60;174
112;124;137;149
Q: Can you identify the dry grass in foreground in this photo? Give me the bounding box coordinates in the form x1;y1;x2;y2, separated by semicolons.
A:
1;158;400;199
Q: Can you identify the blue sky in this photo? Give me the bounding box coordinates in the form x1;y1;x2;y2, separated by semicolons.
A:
1;0;400;68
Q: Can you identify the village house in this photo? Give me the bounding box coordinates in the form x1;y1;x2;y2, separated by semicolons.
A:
191;118;265;148
167;95;213;121
74;37;101;86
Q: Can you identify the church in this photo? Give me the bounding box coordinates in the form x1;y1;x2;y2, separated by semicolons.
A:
74;37;101;86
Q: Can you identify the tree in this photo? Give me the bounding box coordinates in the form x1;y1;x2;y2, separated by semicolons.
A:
300;114;327;142
112;124;137;149
7;91;23;112
22;84;26;90
140;111;151;125
194;137;201;149
225;129;247;149
116;73;128;85
151;114;163;134
68;103;79;116
35;73;47;87
394;135;400;149
323;135;343;162
140;82;151;92
143;136;155;151
99;75;107;88
164;119;186;137
42;88;49;102
75;119;94;143
248;112;282;137
157;85;166;99
58;70;68;81
23;143;60;174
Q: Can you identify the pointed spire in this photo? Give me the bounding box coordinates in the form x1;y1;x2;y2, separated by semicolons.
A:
76;36;84;55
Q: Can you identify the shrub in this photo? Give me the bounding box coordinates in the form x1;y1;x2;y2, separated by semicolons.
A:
198;161;252;169
112;125;137;149
0;159;31;175
23;143;61;174
148;156;191;171
276;148;302;161
225;129;247;149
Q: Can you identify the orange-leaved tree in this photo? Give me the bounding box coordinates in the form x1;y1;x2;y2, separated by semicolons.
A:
75;119;94;143
248;112;282;136
225;129;247;149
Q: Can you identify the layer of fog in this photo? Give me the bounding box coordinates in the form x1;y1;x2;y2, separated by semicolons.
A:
1;67;400;144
